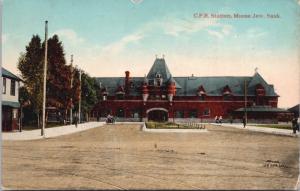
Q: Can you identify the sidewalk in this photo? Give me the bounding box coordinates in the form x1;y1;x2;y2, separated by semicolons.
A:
2;122;105;141
214;123;298;137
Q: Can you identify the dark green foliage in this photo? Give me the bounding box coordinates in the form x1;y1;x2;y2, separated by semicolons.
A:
18;35;44;127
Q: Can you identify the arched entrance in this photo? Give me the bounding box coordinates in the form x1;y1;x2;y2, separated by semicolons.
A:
147;108;168;122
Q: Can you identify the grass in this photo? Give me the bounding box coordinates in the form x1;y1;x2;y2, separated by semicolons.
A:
248;124;292;130
146;121;205;129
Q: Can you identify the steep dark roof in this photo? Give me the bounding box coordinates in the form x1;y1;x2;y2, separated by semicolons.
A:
288;104;299;113
96;77;144;96
2;68;22;81
234;106;289;113
247;72;276;96
146;58;181;88
147;58;172;80
95;59;278;97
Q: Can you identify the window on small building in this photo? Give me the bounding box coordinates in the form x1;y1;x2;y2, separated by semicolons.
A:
189;110;198;118
3;77;6;94
10;79;16;96
116;108;125;118
203;108;210;116
175;111;184;118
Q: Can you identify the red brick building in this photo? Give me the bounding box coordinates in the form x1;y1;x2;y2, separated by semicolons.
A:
92;58;287;123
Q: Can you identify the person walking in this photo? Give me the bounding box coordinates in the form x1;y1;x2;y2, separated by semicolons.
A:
74;115;79;128
215;116;219;123
292;117;298;134
242;117;246;128
219;116;223;124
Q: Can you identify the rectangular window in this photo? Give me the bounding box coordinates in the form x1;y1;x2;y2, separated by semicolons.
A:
203;108;210;116
175;111;184;118
10;79;16;96
3;77;6;94
189;110;198;118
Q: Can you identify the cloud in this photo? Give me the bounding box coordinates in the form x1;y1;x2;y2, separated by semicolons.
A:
246;28;267;38
162;18;218;37
52;29;85;45
206;30;224;39
101;32;144;55
99;17;233;56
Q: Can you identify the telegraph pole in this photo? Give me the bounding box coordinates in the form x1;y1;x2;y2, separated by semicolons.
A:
70;55;73;125
244;79;248;124
78;70;82;123
42;20;48;137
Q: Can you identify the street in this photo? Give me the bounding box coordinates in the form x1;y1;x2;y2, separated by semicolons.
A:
2;124;299;190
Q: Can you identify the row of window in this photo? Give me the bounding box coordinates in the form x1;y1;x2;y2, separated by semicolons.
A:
175;109;210;118
2;77;16;96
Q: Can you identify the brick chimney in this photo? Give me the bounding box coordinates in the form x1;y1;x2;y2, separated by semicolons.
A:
125;71;130;95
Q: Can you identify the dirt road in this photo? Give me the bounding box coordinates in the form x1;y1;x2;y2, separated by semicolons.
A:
2;124;299;190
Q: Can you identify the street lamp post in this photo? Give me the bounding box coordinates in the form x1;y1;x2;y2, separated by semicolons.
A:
244;79;248;125
42;20;48;137
78;69;82;123
70;55;73;125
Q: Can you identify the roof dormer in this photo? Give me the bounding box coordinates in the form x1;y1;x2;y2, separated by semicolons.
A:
255;83;265;96
222;85;232;95
197;85;206;96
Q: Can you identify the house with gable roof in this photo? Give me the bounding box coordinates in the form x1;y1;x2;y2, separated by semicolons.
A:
2;68;22;131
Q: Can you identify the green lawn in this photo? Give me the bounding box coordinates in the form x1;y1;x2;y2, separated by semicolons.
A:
248;124;292;130
146;121;205;129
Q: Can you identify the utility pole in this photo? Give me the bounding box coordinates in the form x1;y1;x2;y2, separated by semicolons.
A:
42;20;48;137
70;55;73;125
78;69;82;123
244;79;248;124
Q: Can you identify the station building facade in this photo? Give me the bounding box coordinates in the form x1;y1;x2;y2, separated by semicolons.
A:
92;58;287;123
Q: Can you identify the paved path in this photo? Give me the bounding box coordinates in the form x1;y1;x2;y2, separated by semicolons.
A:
2;122;105;141
214;123;298;137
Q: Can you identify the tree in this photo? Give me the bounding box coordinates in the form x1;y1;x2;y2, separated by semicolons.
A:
44;35;72;122
73;71;99;121
17;35;43;128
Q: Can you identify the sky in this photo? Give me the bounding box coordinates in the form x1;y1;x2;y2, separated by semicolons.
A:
2;0;300;108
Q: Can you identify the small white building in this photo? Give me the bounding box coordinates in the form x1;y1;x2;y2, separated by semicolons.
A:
2;68;21;131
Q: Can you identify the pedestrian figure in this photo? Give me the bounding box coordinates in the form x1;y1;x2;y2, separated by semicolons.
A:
229;116;233;124
74;115;79;128
297;118;300;132
215;116;219;123
292;117;298;134
219;116;223;124
242;117;246;128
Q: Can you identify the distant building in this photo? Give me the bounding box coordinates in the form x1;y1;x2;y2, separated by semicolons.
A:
288;104;299;118
2;68;21;131
92;58;289;123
